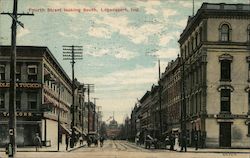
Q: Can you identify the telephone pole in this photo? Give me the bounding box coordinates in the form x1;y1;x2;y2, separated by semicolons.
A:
84;84;94;134
63;45;82;148
92;97;99;132
1;1;33;157
158;60;163;137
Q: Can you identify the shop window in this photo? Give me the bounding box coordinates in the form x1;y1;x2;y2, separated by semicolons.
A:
27;65;37;82
220;89;231;113
0;93;4;109
220;60;231;81
28;93;37;110
0;65;5;81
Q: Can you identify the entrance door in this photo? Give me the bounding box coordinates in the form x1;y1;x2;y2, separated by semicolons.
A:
219;122;231;147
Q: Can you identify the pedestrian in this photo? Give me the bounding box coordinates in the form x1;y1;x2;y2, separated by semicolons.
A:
99;135;105;147
194;131;198;150
65;134;69;151
79;135;83;146
34;133;42;152
169;133;174;150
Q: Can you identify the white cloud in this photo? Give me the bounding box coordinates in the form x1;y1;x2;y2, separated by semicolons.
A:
92;16;164;44
58;31;78;39
114;49;136;60
163;9;178;18
82;65;159;87
86;49;109;57
144;7;158;15
159;31;180;46
88;27;112;38
179;1;192;8
17;28;30;38
153;48;179;59
176;19;187;28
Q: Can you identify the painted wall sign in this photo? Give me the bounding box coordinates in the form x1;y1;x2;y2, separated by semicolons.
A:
0;83;42;88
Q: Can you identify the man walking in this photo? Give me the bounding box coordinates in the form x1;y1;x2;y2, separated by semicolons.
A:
65;134;69;151
34;133;42;152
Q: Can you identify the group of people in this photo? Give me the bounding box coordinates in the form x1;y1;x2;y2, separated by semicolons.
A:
87;135;105;147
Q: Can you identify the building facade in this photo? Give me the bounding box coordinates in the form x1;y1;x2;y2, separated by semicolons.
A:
0;46;87;148
179;3;250;148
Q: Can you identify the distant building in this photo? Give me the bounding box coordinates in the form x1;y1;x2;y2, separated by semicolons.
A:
106;116;120;139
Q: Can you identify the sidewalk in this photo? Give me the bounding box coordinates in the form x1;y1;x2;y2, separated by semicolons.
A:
0;141;86;153
129;141;250;154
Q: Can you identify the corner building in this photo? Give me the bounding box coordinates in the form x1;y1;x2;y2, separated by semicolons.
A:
179;3;250;148
0;46;73;148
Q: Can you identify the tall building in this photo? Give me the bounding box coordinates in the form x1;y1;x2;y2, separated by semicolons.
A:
0;46;86;148
178;3;250;148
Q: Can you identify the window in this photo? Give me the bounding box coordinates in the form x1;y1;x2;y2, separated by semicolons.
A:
27;65;37;82
220;24;230;41
16;64;21;82
248;63;250;81
199;28;202;43
248;123;250;135
0;93;4;109
16;93;21;110
28;93;37;110
247;25;250;42
220;60;231;81
220;89;231;113
0;65;5;81
248;91;250;114
195;33;198;47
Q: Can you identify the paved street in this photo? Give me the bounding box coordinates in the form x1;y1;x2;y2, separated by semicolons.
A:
1;140;250;158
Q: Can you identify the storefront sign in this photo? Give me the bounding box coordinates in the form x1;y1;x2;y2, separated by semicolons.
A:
0;83;42;88
1;112;33;117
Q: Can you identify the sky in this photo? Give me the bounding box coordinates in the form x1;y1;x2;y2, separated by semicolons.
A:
0;0;249;124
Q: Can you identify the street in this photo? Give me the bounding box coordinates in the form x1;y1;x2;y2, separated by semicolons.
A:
1;140;250;158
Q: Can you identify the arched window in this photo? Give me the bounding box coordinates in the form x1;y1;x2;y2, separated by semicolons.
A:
220;24;230;42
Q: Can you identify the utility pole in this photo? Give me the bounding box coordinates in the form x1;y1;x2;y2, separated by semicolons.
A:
158;60;163;137
63;45;82;148
181;57;187;152
84;84;94;134
96;106;101;134
1;1;33;157
92;97;99;132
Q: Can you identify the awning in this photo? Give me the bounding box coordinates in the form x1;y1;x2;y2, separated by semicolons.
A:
60;124;71;135
74;126;82;135
172;128;180;132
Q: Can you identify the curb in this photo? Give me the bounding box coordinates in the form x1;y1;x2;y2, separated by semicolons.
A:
68;144;86;152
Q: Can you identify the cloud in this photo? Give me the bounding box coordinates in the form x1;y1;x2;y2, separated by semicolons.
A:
159;31;180;46
92;16;164;44
81;65;159;87
144;7;158;15
88;27;112;38
163;9;178;18
17;28;30;38
58;31;78;39
179;1;193;8
152;48;179;59
114;48;136;60
176;19;187;28
86;48;109;57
